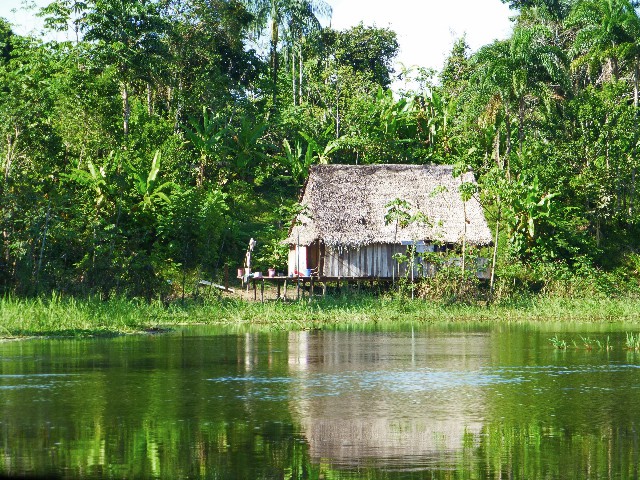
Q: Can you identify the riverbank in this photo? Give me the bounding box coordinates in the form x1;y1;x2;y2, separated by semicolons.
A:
3;293;640;338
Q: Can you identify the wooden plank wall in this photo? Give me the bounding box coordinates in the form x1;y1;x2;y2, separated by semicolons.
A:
288;246;308;276
295;243;489;279
324;244;414;278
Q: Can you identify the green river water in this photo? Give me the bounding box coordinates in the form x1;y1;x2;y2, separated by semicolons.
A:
1;323;640;479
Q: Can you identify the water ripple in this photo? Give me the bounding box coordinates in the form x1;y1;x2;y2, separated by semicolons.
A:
207;368;522;400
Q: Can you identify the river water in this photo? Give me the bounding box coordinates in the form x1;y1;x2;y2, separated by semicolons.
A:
1;323;640;479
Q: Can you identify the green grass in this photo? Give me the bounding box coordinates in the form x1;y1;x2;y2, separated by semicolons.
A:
4;293;640;338
0;294;169;337
625;332;640;351
549;335;568;349
548;334;613;351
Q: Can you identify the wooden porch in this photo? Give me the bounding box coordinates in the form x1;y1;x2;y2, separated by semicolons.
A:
244;274;414;303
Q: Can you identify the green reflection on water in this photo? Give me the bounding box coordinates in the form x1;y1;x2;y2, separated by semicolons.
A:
0;324;639;479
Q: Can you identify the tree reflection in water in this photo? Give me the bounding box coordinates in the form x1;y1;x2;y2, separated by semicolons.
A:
0;326;639;479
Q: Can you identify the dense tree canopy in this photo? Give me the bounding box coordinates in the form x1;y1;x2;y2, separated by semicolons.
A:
3;0;640;298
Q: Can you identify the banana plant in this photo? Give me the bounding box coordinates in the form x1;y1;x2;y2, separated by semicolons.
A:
280;138;314;185
66;152;117;210
505;175;559;255
369;87;416;139
185;107;227;186
128;151;175;211
298;131;342;164
228;116;268;174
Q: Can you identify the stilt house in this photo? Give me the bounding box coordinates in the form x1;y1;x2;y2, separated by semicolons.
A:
286;164;493;279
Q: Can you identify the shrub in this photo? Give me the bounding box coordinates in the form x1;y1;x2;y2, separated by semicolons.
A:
415;267;483;305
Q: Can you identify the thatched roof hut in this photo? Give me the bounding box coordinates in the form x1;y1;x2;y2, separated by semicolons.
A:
287;164;492;248
285;164;492;279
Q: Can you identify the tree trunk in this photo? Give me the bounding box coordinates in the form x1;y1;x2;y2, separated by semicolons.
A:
494;128;503;169
634;58;639;109
632;58;639;222
35;200;52;294
335;76;340;139
122;82;130;137
518;96;525;154
610;56;618;82
174;78;184;132
270;15;279;107
3;128;19;186
197;154;205;187
490;203;500;296
461;200;467;277
505;112;512;182
299;45;303;103
147;82;153;115
292;48;296;106
630;167;636;222
2;128;20;266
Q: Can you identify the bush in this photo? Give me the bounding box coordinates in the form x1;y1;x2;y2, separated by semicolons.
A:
492;256;640;302
415;267;484;304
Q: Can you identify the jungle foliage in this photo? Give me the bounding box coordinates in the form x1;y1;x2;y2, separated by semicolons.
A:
3;0;640;299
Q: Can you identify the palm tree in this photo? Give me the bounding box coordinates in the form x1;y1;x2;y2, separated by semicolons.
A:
471;24;568;286
569;0;640;220
472;24;569;162
568;0;639;85
243;0;331;106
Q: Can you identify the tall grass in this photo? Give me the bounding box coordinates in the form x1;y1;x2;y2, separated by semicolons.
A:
4;293;640;338
625;332;640;351
0;294;169;337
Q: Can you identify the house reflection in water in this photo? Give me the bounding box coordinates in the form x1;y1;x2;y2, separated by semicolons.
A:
287;330;491;468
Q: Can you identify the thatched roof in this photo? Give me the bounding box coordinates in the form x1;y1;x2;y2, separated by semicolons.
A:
287;164;493;248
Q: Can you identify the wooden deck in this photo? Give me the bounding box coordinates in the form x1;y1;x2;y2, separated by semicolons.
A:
243;275;396;302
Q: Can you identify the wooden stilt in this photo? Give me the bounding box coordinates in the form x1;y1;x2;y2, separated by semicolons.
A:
310;277;315;301
260;280;264;303
277;282;281;300
284;279;288;300
253;279;257;301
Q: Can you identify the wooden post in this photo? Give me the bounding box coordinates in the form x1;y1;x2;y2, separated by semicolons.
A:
297;277;300;300
284;279;288;300
411;248;415;300
322;281;327;297
277;282;281;300
245;238;256;294
260;280;264;303
253;279;257;301
224;265;229;292
310;276;314;301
